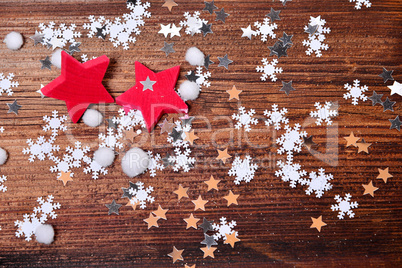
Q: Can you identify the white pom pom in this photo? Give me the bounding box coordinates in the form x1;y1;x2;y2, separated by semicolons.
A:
35;224;54;245
3;32;24;51
0;147;8;166
82;109;103;127
51;49;62;69
185;47;205;66
178;81;200;101
94;147;115;167
121;147;150;178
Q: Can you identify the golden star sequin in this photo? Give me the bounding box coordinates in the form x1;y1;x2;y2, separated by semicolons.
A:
310;216;327;232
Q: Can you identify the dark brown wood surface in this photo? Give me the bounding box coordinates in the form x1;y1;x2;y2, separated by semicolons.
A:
0;0;401;267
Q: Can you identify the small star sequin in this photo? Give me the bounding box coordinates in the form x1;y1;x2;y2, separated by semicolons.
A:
310;216;327;232
140;76;157;91
169;128;183;142
267;7;281;22
162;153;175;167
377;167;392;183
272;42;289;58
223;190;239;207
30;31;44;46
174;184;189;201
216;148;231;163
124;129;137;143
204;175;220;191
7;99;22;115
279;32;293;47
96;26;107;40
192;195;208;211
378;67;394;83
200;22;213;37
160;42;175;57
218;54;233;69
159;23;171;38
344;132;359;147
201;233;218;248
203;0;218;14
184;130;199;145
224;232;240;248
303;136;317;150
199;217;214;233
153;205;168;220
305;24;318;35
382;97;396;112
168;246;184;263
204;55;214;70
57;171;73;186
200;246;216;258
279;81;295;95
105;200;122;215
40;56;52;70
184;213;200;229
68;42;81;54
241;25;255;40
226;85;242;100
367;91;383;106
356;139;371;154
162;0;178;12
144;212;159;229
107;118;118;130
388;81;402;97
185;70;200;82
159;118;175;134
389;115;401;131
215;8;229;23
363;180;378;197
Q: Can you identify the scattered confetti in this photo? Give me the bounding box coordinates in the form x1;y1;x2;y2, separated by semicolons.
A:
310;216;326;232
379;67;394;83
226;85;242;100
224;232;240;248
0;175;7;192
199;217;214;233
388;81;402;97
144;213;159;229
267;7;281;23
162;0;178;12
168;246;184;263
0;73;18;96
128;181;155;209
232;106;258;132
279;80;295;95
331;193;358;219
256;58;282;82
174;184;189;201
344;132;359;147
57;171;73;186
180;11;207;36
241;25;255;40
217;54;233;69
253;17;278;42
303;136;317;150
6;99;22;115
362;180;378;197
382;97;396;112
276;159;307;188
389;115;401;131
216;148;231;164
200;246;217;258
184;213;200;229
367;91;383;106
303;16;330;57
350;0;372;9
377;168;392;183
343;79;368;105
204;175;220;191
309;102;338;126
223;190;239;207
105;199;122;215
300;168;333;198
228;155;258;185
192;195;208;211
160;41;175;56
276;124;307;161
356;139;371;154
264;104;288;130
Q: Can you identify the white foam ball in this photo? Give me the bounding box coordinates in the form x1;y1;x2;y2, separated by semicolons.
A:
51;49;62;69
0;147;8;165
82;109;103;127
178;81;200;101
121;147;150;178
94;147;115;167
3;32;23;51
35;224;54;245
185;47;205;66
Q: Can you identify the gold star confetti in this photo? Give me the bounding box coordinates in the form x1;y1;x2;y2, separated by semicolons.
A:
377;167;392;183
310;216;327;232
184;213;200;229
57;171;73;186
223;190;239;207
185;130;199;145
216;148;231;164
126;199;139;210
200;246;216;258
303;135;317;150
144;213;159;229
174;184;189;201
226;85;242;100
224;232;240;248
152;205;168;220
357;139;371;154
185;265;196;268
344;132;359;147
192;195;208;211
168;246;184;263
159;118;175;134
204;175;221;191
363;180;378;197
162;0;178;12
124;129;137;143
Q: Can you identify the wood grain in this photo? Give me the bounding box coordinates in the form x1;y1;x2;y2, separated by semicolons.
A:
0;0;401;267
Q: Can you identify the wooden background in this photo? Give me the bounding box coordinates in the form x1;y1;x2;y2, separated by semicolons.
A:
0;0;401;266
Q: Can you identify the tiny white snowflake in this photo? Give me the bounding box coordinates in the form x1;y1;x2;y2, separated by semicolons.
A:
179;11;207;36
57;23;81;44
275;159;307;188
166;120;192;148
343;79;368;105
300;168;333;198
232;106;258;132
350;0;371;9
83;15;106;38
264;104;288;130
228;155;258;185
256;58;282;82
303;16;331;57
169;147;195;172
0;175;7;192
187;66;211;90
253;17;278;42
128;181;155;209
65;141;90;168
212;217;237;241
81;54;97;63
147;151;164;177
83;156;108;180
34;195;61;222
276;124;307;161
309;102;338;126
0;73;18;96
38;21;57;46
49;154;74;177
99;128;124;150
43;110;68;136
331;193;359;219
0;127;4;133
113;108;146;135
14;213;42;241
23;136;59;162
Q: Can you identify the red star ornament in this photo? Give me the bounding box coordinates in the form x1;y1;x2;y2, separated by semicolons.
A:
116;61;188;132
41;51;114;123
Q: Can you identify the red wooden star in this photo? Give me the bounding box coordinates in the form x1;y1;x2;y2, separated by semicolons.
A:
116;61;188;132
41;51;114;123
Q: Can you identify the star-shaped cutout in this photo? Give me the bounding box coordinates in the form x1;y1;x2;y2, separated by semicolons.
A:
241;25;255;40
199;217;214;233
268;41;282;56
215;8;229;23
378;67;394;83
126;199;139;210
41;51;114;123
185;70;200;82
310;216;327;232
50;38;65;50
162;0;178;12
388;81;402;97
305;24;318;35
356;139;371;154
37;84;46;98
185;130;199;145
174;184;189;201
216;148;231;164
159;118;175;134
203;0;218;14
204;55;214;70
382;97;396;112
170;128;183;142
152;205;168;220
184;213;200;229
162;153;174;167
310;15;324;27
124;129;138;143
140;76;157;91
192;195;208;211
280;81;295;96
182;115;195;126
201;233;218;248
105;200;122;215
218;54;233;69
7;99;22;115
377;167;392;183
167;246;184;263
367;91;383;106
204;175;220;191
273;42;289;58
267;7;281;22
30;31;44;46
107;118;118;129
224;232;240;248
96;26;107;40
389;115;401;131
223;190;239;207
170;24;182;38
199;22;213;37
279;32;293;47
144;212;159;229
303;136;317;150
57;171;73;186
363;180;378;197
40;56;52;70
121;181;138;199
158;23;171;38
68;42;81;54
344;132;359;147
116;61;187;132
226;85;242;100
200;246;216;258
161;41;175;57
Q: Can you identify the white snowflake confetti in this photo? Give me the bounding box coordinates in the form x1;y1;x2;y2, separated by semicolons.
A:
166;120;192;148
49;154;74;177
99;128;124;150
0;73;18;96
300;168;333;198
212;217;237;241
331;193;359;219
37;22;81;49
253;17;278;42
343;79;368;105
14;213;42;242
302;16;330;57
309;102;338;126
350;0;371;9
147;151;164;177
65;141;90;168
129;181;155;209
179;11;207;36
113;108;146;135
256;58;282;82
275;159;307;188
263;104;289;130
276;124;307;161
169;147;195;172
23;135;59;162
43;110;68;136
228;155;258;185
58;23;81;44
81;54;97;63
232;106;258;132
83;15;106;38
0;175;7;192
34;195;61;222
83;156;108;180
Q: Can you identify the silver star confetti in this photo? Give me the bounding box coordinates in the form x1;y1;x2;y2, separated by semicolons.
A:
389;115;401;131
200;22;213;37
68;42;81;54
378;67;394;83
140;76;157;91
40;56;52;70
382;97;396;112
215;8;229;23
267;7;281;22
203;0;218;14
279;32;293;47
367;91;383;106
204;55;214;70
280;81;295;95
160;41;175;57
199;217;214;233
169;128;183;142
201;233;218;248
305;24;318;35
218;54;233;69
105;199;122;215
30;31;44;46
185;70;200;82
7;99;22;115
